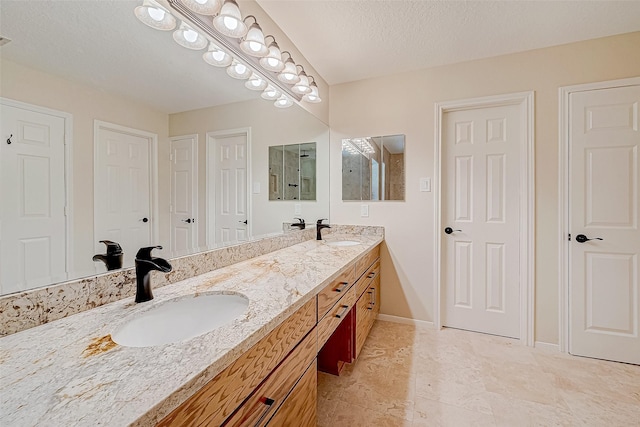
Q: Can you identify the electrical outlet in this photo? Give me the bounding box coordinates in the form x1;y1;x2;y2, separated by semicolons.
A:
361;204;369;217
252;182;261;194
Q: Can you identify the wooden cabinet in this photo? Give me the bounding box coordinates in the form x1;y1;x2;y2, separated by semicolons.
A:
265;363;317;427
318;244;381;374
158;298;316;427
158;242;381;425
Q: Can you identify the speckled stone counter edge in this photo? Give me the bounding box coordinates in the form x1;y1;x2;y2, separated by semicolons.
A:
0;225;383;336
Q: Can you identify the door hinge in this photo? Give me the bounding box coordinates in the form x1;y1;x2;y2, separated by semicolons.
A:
568;233;571;241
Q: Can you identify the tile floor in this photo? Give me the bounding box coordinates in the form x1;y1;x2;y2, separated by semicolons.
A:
317;320;640;426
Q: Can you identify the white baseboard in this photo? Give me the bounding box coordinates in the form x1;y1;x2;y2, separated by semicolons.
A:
534;341;560;352
376;314;435;329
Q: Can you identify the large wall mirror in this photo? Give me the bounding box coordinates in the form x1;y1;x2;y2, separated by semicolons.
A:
269;142;317;201
0;1;329;295
342;135;405;201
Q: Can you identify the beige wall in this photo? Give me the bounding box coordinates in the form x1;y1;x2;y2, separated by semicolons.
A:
329;32;640;344
169;99;330;242
1;59;170;278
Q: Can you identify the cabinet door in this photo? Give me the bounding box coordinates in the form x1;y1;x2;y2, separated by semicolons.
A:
266;363;317;427
355;290;373;359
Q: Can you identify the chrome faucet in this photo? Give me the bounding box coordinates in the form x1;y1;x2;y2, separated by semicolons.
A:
316;219;331;240
291;218;305;230
134;246;172;303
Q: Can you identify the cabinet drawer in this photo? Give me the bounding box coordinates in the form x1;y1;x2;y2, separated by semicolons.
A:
266;362;317;427
317;286;356;350
317;266;355;319
356;260;379;299
223;331;317;427
355;245;380;280
158;298;317;427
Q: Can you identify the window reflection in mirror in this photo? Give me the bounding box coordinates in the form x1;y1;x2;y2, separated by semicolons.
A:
342;135;405;201
269;142;317;201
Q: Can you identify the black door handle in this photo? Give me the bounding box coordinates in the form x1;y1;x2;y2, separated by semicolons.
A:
575;234;603;243
239;220;248;225
141;217;149;223
444;227;461;234
181;218;192;224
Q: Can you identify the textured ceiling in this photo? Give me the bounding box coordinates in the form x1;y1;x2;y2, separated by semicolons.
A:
256;0;640;85
0;0;258;114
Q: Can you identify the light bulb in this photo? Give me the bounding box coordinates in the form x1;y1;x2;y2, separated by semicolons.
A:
235;63;247;74
148;7;165;21
224;16;239;30
212;51;225;61
267;58;279;67
184;29;198;43
195;0;207;4
249;41;262;52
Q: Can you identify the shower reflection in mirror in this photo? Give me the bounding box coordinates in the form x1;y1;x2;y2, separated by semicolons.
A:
269;142;317;200
342;135;405;201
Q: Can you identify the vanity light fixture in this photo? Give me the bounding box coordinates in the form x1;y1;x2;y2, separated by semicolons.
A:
239;16;269;57
261;85;282;100
134;0;176;31
226;59;252;79
245;73;268;91
278;52;300;84
303;77;322;103
173;21;208;50
291;65;312;95
181;0;221;16
259;36;285;72
203;42;233;67
135;0;322;107
212;0;247;38
274;95;293;108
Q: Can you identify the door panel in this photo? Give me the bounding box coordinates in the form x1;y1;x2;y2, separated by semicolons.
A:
1;104;67;294
170;136;197;256
212;133;248;244
569;84;640;364
95;125;151;270
442;103;521;338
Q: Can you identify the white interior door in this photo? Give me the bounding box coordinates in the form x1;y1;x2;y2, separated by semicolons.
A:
0;103;67;294
442;103;521;338
94;123;152;270
209;132;249;245
569;83;640;365
170;135;198;256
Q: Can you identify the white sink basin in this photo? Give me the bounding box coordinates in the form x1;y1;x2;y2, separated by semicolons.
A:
112;293;249;347
326;240;361;247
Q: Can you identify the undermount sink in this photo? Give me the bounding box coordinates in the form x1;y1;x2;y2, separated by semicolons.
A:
325;240;361;247
112;293;249;348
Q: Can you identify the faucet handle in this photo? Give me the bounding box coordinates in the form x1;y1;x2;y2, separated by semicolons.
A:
136;245;163;260
99;240;123;255
317;218;328;225
294;217;305;224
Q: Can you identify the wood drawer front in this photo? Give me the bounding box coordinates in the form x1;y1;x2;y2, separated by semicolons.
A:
317;286;356;350
223;331;317;427
355;290;373;359
355;245;380;280
266;362;317;427
317;266;355;320
158;298;317;427
356;260;379;299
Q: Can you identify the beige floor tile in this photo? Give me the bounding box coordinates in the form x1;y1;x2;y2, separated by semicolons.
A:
412;397;496;427
317;320;640;427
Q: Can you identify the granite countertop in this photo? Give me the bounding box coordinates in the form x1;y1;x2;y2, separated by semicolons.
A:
0;234;382;427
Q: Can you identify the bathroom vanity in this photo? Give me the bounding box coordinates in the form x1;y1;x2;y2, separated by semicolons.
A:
0;230;382;426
